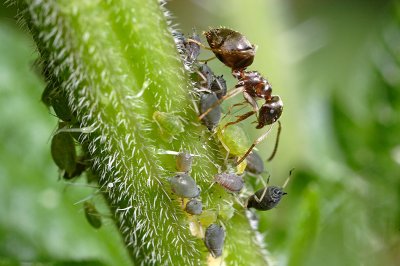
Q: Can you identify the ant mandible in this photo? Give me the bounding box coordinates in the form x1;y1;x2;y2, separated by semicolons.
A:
188;28;283;165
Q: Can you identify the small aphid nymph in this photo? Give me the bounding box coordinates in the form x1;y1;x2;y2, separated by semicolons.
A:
185;199;203;215
168;173;200;198
176;152;193;173
204;223;225;258
214;172;244;193
84;202;102;229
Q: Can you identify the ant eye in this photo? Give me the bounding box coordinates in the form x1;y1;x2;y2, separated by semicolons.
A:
256;96;283;129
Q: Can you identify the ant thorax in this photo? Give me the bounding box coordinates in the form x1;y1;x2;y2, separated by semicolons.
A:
234;70;273;100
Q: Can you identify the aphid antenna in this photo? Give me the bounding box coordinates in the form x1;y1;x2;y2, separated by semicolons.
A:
54;125;97;135
282;168;295;189
153;149;200;157
73;191;101;205
236;123;275;166
266;120;282;162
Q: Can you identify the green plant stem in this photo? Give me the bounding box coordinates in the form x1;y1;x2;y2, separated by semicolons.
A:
20;0;270;264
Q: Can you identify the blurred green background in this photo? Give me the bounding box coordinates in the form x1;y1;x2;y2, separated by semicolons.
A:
1;0;399;265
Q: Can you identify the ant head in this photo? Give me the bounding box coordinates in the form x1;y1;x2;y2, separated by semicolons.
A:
204;28;256;70
256;96;283;129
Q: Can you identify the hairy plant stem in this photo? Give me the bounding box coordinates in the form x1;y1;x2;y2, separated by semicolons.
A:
20;0;271;264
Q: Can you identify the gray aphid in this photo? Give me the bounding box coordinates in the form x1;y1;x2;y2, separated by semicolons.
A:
204;223;225;258
184;199;203;215
214;172;244;193
168;173;200;198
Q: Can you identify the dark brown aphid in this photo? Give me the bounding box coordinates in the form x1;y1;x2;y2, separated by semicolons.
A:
63;159;86;180
204;223;225;258
176;152;193;173
185;199;203;215
214;172;244;193
246;186;287;211
84;202;102;229
204;28;256;70
168;173;200;198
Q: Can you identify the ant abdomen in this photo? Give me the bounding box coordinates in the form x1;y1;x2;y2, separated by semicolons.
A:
204;28;256;70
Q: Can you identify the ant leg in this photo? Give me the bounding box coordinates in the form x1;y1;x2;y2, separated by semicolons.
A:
267;120;282;162
198;56;216;63
222;110;256;131
243;91;259;114
198;86;245;121
253;186;268;203
236;123;275;165
186;39;212;51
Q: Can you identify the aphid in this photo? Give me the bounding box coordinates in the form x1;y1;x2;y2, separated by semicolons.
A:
210;74;227;100
183;30;201;65
63;159;86;180
168;173;200;198
196;64;227;99
185;199;203;215
176;152;193;173
84;202;102;229
49;90;75;122
153;111;184;143
246;170;292;211
214;172;244;193
204;28;256;70
199;92;221;131
51;131;77;178
216;124;249;157
204;223;225;258
245;151;264;175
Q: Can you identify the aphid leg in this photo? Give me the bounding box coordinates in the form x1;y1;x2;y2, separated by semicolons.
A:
236;123;275;165
221;102;246;120
198;86;245;121
253;186;269;203
222;110;256;132
267;121;282;162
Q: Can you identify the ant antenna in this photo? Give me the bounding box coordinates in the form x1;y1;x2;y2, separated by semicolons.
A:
267;120;282;162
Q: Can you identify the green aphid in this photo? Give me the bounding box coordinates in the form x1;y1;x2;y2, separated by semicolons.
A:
198;210;218;227
217;124;250;157
153;111;184;142
51;130;77;178
84;202;102;229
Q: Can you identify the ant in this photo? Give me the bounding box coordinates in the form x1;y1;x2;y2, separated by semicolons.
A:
188;28;283;165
